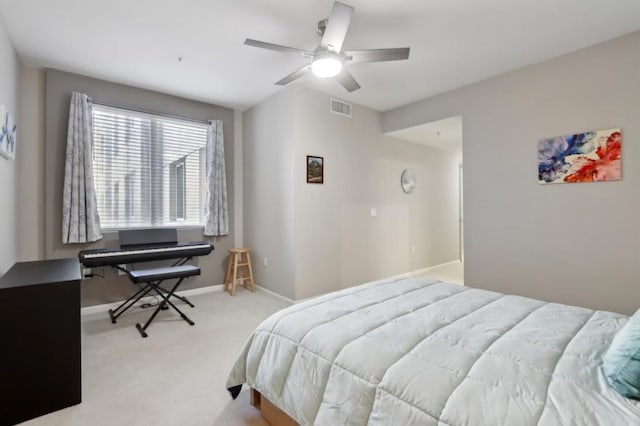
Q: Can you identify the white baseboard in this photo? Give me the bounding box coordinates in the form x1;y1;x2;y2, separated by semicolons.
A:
390;260;461;280
81;284;224;315
255;260;462;305
255;285;295;304
179;284;225;297
81;261;461;315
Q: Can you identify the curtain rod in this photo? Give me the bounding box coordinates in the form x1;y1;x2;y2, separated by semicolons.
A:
88;98;211;126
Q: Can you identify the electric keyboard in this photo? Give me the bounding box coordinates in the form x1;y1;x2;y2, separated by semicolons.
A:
78;228;214;267
79;241;213;267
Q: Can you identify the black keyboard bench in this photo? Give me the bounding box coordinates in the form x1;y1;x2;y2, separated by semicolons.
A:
129;265;201;338
129;265;200;283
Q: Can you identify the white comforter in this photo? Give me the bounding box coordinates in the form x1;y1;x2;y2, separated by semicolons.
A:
227;277;640;425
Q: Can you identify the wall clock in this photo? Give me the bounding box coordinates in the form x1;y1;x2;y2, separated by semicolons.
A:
401;169;416;194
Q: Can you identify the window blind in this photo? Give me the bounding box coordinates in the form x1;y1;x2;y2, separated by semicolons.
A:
92;105;207;229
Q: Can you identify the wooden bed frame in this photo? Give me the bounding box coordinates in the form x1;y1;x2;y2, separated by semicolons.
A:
250;388;298;426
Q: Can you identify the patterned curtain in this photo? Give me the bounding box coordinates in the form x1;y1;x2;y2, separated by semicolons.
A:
62;91;102;244
203;120;229;236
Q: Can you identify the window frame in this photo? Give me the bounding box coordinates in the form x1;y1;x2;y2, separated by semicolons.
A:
91;104;208;232
174;158;187;222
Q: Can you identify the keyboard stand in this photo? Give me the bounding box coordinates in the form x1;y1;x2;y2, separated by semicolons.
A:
107;259;196;324
129;265;201;337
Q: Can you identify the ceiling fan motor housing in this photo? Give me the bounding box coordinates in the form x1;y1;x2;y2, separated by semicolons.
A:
317;19;328;37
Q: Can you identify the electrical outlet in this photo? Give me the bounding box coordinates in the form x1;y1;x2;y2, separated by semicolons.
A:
370;208;377;217
263;257;268;267
411;245;416;254
81;268;92;279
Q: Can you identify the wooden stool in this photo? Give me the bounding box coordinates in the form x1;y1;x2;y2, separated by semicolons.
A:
225;248;255;296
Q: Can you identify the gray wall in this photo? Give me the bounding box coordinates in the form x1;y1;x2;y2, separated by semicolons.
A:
41;69;236;306
17;67;46;261
383;31;640;315
243;88;297;300
0;16;20;273
244;85;460;300
293;87;460;299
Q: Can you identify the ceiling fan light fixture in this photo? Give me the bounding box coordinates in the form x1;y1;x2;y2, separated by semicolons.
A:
244;2;410;91
311;55;342;78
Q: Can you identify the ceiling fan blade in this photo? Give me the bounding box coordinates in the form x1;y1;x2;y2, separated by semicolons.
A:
336;67;360;92
344;48;410;64
244;39;314;58
320;2;354;53
275;64;311;86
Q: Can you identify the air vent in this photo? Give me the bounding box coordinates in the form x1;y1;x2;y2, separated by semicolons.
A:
330;98;352;117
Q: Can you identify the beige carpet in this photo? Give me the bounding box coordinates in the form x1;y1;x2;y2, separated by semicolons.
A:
20;289;289;426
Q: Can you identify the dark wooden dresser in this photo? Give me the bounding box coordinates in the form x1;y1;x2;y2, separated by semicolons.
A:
0;258;82;426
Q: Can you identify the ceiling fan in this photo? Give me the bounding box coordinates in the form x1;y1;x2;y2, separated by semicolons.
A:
244;1;410;92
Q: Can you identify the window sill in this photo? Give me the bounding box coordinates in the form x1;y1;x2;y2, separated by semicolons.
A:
100;225;205;235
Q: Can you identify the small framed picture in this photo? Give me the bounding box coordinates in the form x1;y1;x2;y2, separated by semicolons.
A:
306;155;324;184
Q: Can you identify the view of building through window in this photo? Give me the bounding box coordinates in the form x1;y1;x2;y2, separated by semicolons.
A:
92;105;207;229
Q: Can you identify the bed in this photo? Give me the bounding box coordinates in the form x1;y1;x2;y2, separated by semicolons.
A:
226;276;640;425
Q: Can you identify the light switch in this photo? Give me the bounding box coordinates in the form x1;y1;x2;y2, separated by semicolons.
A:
370;208;377;217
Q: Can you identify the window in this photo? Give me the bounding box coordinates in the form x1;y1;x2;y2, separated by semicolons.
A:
92;105;207;229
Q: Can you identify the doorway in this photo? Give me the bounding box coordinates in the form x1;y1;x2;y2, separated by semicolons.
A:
385;115;464;284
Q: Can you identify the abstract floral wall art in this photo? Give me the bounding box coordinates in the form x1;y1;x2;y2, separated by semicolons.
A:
538;128;621;184
0;105;16;160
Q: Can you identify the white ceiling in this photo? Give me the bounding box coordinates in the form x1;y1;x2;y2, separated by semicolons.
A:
387;116;462;153
1;0;639;111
